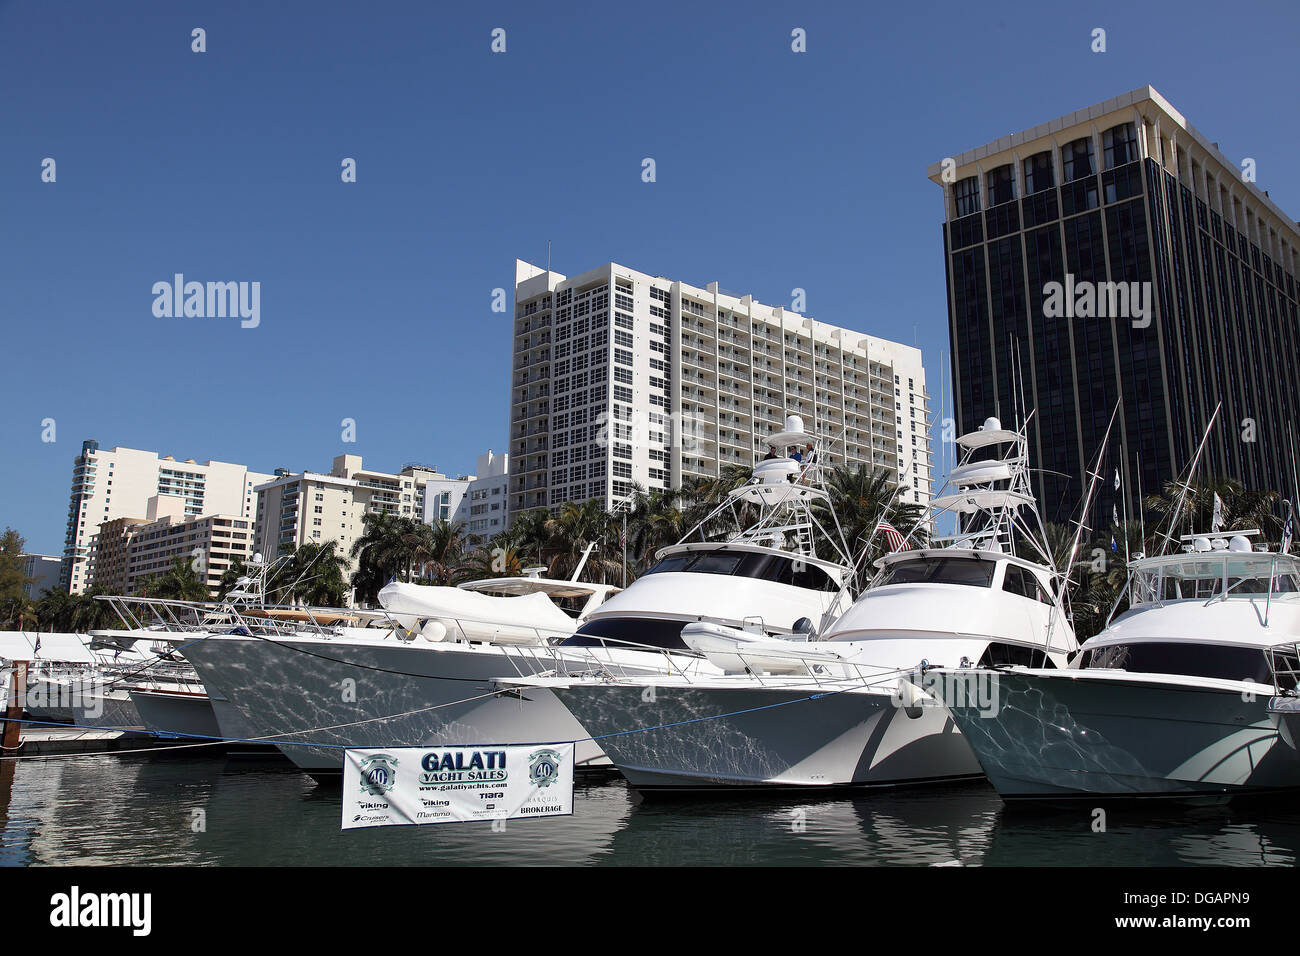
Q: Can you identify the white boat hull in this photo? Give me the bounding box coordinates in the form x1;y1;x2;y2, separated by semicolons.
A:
939;670;1300;800
130;688;222;741
179;634;667;776
548;681;982;790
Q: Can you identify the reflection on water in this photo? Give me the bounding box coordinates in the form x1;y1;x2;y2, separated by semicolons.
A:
0;755;1297;866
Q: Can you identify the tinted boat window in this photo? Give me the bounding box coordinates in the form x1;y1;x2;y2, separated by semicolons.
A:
560;617;689;651
640;550;839;590
1002;565;1052;604
642;555;692;575
1080;641;1273;683
876;557;994;588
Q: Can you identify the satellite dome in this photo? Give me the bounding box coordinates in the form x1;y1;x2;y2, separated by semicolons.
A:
982;417;1002;432
784;414;805;435
1228;535;1253;553
1192;536;1211;553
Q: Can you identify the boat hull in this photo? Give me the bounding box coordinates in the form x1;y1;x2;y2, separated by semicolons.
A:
549;681;982;791
938;670;1300;801
130;688;222;741
179;635;635;774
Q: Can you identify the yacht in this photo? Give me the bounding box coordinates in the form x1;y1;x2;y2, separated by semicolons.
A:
174;415;859;780
935;532;1300;801
507;417;1080;791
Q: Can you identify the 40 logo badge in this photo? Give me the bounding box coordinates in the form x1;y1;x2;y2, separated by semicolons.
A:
528;749;564;788
359;753;399;796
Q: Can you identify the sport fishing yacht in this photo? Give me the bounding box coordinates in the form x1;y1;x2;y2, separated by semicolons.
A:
175;416;858;780
937;532;1300;801
508;417;1081;791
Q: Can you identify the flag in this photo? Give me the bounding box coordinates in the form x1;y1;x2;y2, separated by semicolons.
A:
875;519;907;552
1111;534;1118;553
33;634;41;657
1112;504;1119;528
1283;502;1294;555
1114;468;1121;491
1212;493;1225;533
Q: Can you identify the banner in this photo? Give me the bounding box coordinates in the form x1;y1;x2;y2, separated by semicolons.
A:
341;743;574;829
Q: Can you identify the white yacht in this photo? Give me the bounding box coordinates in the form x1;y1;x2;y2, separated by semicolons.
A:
509;417;1080;791
174;415;858;780
936;533;1300;802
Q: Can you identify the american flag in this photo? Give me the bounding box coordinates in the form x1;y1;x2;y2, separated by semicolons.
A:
875;519;908;552
1283;503;1294;555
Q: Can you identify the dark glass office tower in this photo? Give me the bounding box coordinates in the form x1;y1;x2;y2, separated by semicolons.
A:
930;86;1300;528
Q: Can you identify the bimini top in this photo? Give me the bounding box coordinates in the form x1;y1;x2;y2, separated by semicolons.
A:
931;489;1037;515
456;578;621;600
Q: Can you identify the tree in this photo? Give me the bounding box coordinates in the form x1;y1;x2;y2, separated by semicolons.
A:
279;541;350;607
139;557;210;602
0;528;33;626
543;500;622;583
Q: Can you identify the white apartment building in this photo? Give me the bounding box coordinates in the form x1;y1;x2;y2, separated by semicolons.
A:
86;495;254;597
461;450;509;539
252;455;454;585
423;472;473;527
510;260;932;515
61;439;272;593
20;554;62;599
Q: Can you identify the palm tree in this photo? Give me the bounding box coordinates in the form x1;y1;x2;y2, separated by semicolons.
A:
1144;478;1283;546
141;557;210;602
277;541;351;607
818;465;927;569
544;500;621;583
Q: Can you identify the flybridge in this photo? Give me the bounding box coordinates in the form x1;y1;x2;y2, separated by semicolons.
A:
151;274;260;328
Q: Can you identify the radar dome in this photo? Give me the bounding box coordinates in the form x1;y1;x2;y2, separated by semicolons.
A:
982;417;1002;432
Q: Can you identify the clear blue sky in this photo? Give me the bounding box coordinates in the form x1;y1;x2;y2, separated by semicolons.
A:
2;0;1298;555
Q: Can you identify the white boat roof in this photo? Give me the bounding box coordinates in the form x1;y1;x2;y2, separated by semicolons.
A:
656;538;848;574
1127;550;1300;577
0;632;95;663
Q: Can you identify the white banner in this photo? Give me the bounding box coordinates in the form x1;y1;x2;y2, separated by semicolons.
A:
341;743;574;829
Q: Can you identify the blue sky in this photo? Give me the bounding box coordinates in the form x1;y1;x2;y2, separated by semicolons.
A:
2;0;1298;555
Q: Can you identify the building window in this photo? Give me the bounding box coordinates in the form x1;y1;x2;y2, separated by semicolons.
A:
984;164;1016;205
1022;151;1054;194
953;176;980;217
1103;122;1139;169
1061;137;1094;182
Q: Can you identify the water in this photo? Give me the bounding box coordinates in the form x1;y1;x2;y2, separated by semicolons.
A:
1;754;1298;866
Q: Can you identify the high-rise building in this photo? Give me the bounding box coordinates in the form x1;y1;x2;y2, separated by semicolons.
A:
510;260;932;516
252;455;451;590
929;86;1300;526
61;440;272;593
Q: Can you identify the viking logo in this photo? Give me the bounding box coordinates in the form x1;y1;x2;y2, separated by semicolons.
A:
528;749;563;788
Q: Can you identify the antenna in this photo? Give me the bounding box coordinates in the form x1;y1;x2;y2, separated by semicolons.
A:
1159;402;1223;555
546;240;551;273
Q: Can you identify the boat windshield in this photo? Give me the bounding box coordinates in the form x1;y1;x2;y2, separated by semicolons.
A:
1080;640;1297;688
559;617;689;651
874;556;995;589
642;550;840;591
1130;556;1300;604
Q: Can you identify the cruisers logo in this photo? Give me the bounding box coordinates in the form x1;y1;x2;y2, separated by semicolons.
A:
359;753;399;795
151;274;261;328
528;748;563;788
